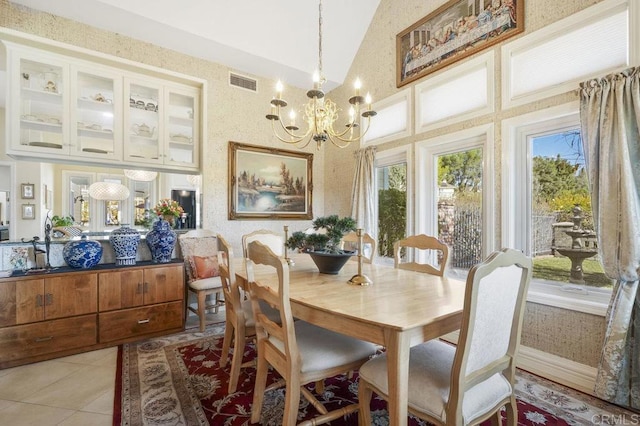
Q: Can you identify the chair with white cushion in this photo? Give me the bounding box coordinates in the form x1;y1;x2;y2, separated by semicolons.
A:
393;234;449;276
358;248;532;426
178;230;225;332
341;231;376;264
217;233;280;393
246;240;377;425
242;229;284;258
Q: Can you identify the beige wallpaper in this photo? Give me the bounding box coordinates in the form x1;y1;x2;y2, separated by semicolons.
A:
327;0;606;366
0;0;610;366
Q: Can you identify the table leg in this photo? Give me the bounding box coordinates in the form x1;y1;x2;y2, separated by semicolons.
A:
384;329;409;426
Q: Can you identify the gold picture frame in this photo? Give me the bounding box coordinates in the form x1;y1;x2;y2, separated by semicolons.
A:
397;0;524;87
21;183;35;199
22;203;35;220
228;141;313;220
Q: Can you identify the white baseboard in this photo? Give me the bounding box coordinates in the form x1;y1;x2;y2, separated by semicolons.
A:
440;332;597;395
518;345;597;395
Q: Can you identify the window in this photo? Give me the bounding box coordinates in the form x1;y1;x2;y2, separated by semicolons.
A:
502;103;612;315
375;146;411;264
416;124;495;277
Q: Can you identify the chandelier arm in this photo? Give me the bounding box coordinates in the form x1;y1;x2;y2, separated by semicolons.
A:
326;116;372;142
270;119;314;146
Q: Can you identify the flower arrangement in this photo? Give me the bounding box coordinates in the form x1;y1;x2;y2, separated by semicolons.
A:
154;199;184;218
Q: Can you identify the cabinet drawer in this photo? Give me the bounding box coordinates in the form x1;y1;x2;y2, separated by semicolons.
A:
98;301;183;343
0;314;97;364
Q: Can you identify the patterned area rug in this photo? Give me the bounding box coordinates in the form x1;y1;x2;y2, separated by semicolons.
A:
114;325;636;425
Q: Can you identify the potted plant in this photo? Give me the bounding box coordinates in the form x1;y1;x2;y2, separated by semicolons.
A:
286;215;357;274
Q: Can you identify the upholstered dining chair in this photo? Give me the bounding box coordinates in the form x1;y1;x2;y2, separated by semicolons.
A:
178;230;224;332
245;240;378;426
358;248;533;426
341;231;377;263
393;234;449;276
242;229;284;258
217;234;280;393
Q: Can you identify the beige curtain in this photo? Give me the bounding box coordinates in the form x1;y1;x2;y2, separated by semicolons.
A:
580;66;640;408
350;146;377;237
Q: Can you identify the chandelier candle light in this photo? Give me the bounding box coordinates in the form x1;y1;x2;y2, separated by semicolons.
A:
266;0;376;149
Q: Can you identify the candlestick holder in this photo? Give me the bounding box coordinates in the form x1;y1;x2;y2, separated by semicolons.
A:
283;225;295;266
348;228;372;286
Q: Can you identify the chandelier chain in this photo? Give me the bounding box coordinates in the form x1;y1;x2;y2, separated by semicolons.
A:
318;0;323;77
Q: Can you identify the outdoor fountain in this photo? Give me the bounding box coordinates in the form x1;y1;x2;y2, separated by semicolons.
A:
555;205;598;284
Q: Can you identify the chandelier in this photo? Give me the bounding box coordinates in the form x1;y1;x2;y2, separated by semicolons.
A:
123;169;158;182
266;0;376;149
88;182;130;201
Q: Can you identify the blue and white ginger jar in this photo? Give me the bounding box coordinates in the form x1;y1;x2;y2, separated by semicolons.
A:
146;218;177;263
109;224;140;266
63;236;103;269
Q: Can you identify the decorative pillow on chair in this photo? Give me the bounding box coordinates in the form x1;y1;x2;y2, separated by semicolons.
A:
190;255;220;279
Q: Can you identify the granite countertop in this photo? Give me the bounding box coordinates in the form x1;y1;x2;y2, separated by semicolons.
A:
4;258;184;278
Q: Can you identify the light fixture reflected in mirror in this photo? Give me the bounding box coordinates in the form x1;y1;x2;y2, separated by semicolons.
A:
88;182;130;201
123;169;158;182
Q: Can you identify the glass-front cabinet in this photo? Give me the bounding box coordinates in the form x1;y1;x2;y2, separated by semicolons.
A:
71;66;122;160
124;78;162;165
4;42;202;173
10;51;69;154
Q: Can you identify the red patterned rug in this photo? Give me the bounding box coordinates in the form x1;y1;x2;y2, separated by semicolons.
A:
113;325;635;425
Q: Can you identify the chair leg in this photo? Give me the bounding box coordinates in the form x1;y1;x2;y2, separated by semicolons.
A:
197;290;207;332
358;378;373;426
283;378;301;426
228;323;246;394
251;351;268;424
504;397;517;426
220;320;234;368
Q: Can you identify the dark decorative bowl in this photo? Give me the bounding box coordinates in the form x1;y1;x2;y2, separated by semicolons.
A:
306;250;354;274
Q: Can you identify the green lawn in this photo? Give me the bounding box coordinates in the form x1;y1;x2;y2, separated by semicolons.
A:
533;255;613;288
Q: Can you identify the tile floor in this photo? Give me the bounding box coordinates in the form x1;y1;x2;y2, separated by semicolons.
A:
0;313;223;426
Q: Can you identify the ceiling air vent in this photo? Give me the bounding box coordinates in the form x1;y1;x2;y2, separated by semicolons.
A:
229;72;257;92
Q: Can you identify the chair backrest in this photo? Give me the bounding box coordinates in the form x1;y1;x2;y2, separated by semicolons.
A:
341;231;377;263
242;229;284;258
393;234;449;276
447;248;532;420
245;241;298;368
178;229;218;282
216;234;243;314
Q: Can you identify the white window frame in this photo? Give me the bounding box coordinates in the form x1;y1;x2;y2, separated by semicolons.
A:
362;89;412;147
375;145;413;265
502;0;639;109
415;123;495;270
501;102;610;316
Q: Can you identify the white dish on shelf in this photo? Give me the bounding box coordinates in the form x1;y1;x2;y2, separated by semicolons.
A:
0;271;13;278
29;141;63;149
170;134;192;143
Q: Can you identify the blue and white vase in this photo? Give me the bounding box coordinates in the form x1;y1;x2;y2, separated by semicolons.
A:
146;218;177;263
63;236;103;269
109;224;140;266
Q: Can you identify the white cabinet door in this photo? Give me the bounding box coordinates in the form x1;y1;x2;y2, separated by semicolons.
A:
7;45;70;156
123;77;164;165
70;65;123;161
164;85;199;170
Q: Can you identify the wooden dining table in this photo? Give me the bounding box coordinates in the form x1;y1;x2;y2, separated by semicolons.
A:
234;254;466;426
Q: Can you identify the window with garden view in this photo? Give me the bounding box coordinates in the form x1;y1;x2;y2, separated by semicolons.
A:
531;129;611;288
377;162;407;261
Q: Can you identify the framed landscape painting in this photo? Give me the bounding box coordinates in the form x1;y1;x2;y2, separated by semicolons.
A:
397;0;524;87
228;142;313;220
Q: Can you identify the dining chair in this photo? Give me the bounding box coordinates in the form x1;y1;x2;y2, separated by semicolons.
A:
393;234;449;276
341;231;376;264
217;234;280;393
245;240;378;425
242;229;284;258
178;230;225;332
358;248;532;426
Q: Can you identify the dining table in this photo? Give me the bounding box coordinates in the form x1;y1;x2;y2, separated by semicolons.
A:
234;254;466;426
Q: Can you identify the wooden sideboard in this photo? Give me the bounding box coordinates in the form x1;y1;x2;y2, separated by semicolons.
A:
0;261;184;369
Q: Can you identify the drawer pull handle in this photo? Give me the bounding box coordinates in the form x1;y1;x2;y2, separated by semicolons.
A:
137;319;150;324
45;293;53;306
143;282;149;293
34;336;53;342
137;283;142;294
36;294;43;307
